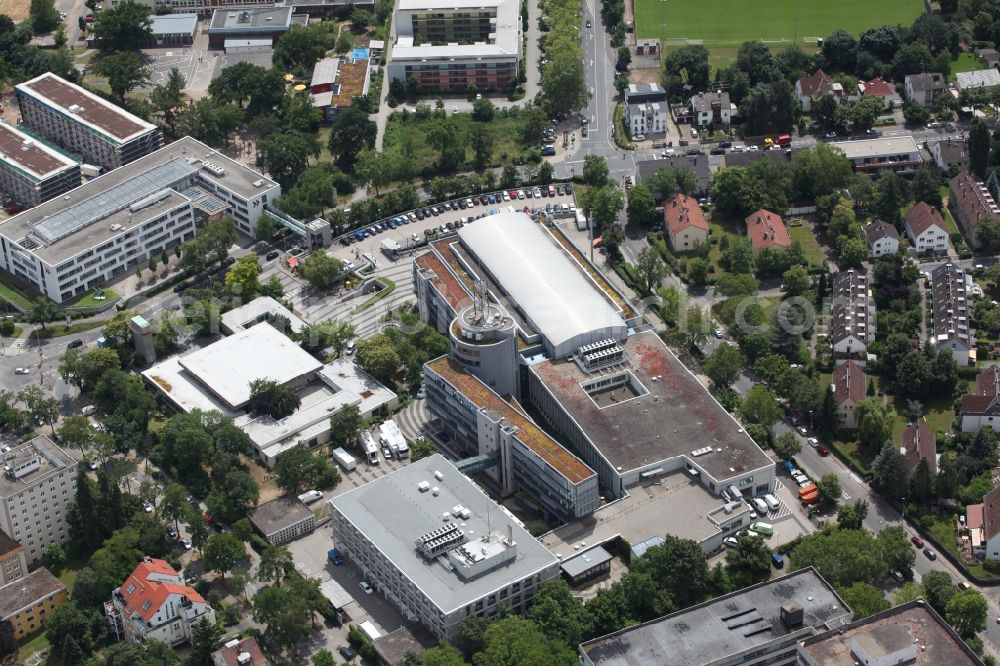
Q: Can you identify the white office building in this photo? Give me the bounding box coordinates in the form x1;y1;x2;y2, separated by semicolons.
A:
0;136;279;302
0;436;78;563
329;454;561;642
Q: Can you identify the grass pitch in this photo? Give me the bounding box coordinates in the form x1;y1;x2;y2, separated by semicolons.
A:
634;0;925;49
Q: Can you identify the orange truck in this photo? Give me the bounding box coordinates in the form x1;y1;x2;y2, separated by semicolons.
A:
801;490;819;505
798;483;817;498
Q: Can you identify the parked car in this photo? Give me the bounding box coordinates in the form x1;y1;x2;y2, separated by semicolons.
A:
181;539;192;550
634;134;645;142
890;570;905;583
339;647;356;661
68;339;84;349
817;446;830;457
359;581;374;595
265;250;280;261
910;535;925;548
13;368;29;375
723;536;738;548
923;547;937;560
797;426;808;436
807;437;819;448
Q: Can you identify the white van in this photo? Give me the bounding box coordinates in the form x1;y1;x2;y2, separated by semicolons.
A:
763;494;780;511
752;498;768;515
81;405;96;416
297;490;323;504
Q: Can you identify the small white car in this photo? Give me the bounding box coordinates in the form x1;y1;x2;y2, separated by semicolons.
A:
359;581;374;595
634;134;645;141
143;501;154;513
807;437;819;448
181;539;192;550
14;368;29;375
723;536;738;548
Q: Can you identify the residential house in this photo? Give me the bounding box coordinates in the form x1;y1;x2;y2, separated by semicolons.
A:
864;220;900;258
950;170;1000;249
961;363;1000;433
106;557;215;646
955;69;1000;93
830;271;875;358
930;262;974;365
663;193;708;252
0;568;66;639
744;209;789;253
977;47;999;69
905;201;950;254
904;72;946;108
212;637;269;666
900;419;937;475
930;138;969;171
795;69;842;112
624;83;668;136
689;91;731;126
858;77;901;109
636;155;710;197
968;485;1000;561
0;530;27;586
830;360;867;430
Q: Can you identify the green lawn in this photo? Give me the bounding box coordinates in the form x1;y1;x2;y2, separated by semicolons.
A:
0;272;37;311
383;113;536;173
18;629;58;666
67;288;118;309
787;225;825;267
924;513;1000;581
949;52;983;81
35;320;105;339
633;0;923;49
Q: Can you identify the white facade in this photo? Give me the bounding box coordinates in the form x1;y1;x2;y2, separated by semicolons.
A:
0;437;78;563
907;223;949;254
627;102;667;136
869;234;899;258
690;92;731;126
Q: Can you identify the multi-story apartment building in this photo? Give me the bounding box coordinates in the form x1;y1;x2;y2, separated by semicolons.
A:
624;83;668;136
329;454;561;642
905;201;950;254
16;73;162;171
830;360;867;430
950;170;1000;249
904;72;946;108
0;122;80;208
0;436;78;563
0;136;280;302
0;568;66;639
0;529;27;586
388;0;521;92
830;270;875;358
864;220;899;258
829;136;922;176
931;262;974;365
689;91;731;126
106;557;215;646
663;193;708;252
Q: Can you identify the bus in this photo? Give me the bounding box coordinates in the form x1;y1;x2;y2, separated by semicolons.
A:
749;522;773;537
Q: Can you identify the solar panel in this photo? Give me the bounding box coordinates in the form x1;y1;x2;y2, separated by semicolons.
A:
28;159;198;245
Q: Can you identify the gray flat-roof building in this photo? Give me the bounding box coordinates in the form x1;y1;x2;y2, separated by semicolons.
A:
0;121;80;208
828;136;922;176
207;7;294;47
250;497;315;544
799;600;983;666
0;436;78;563
149;13;197;45
559;545;612;586
329;454;561;642
580;568;852;666
0;136;279;302
16;73;162;171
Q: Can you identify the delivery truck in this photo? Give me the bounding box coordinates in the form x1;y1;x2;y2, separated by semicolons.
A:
360;430;379;465
332;447;357;471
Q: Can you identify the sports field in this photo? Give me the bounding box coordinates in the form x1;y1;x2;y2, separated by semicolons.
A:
634;0;925;50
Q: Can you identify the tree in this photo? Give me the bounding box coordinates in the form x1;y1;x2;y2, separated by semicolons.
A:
299;252;344;290
969;119;990;179
92;1;152;51
354;335;401;384
634;246;667;295
632;536;709;607
94;51;149;100
977;217;1000;254
871;442;910;501
224;254;261;298
527;581;585;646
469;127;495;170
426;120;466;172
705;343;743;388
662;45;710;93
29;0;59;33
725;531;771;587
19;385;58;435
773;431;802;459
203;533;245;580
855;398;893;450
473;616;576;666
258;545;293;586
923;571;957;614
28;297;58;329
902;99;931;126
253;580;318;656
946;589;988;638
837;499;869;530
327;106;376;170
721;235;756;275
687;258;709;285
910;164;942;208
582;155;610;187
839;582;891;620
312;650;337;666
150;67;185;135
816;473;842;506
410;437;437;461
274;446;338;495
43;543;67;574
159;483;190;535
248;378;301;419
538;161;555;185
782;265;811;296
273;23;332;70
0;621;14;662
740;385;782;427
790;528;886;587
626;184;658;227
258;132;320;190
541;45;589;116
793;144;854;199
188;619;223;666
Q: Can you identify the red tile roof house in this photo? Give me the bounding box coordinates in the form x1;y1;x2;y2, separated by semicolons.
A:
744;209;789;253
900;419;937;475
105;557;215;646
961;363;1000;434
904;201;950;255
858;76;901;109
663;193;709;252
967;485;1000;560
831;360;867;430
